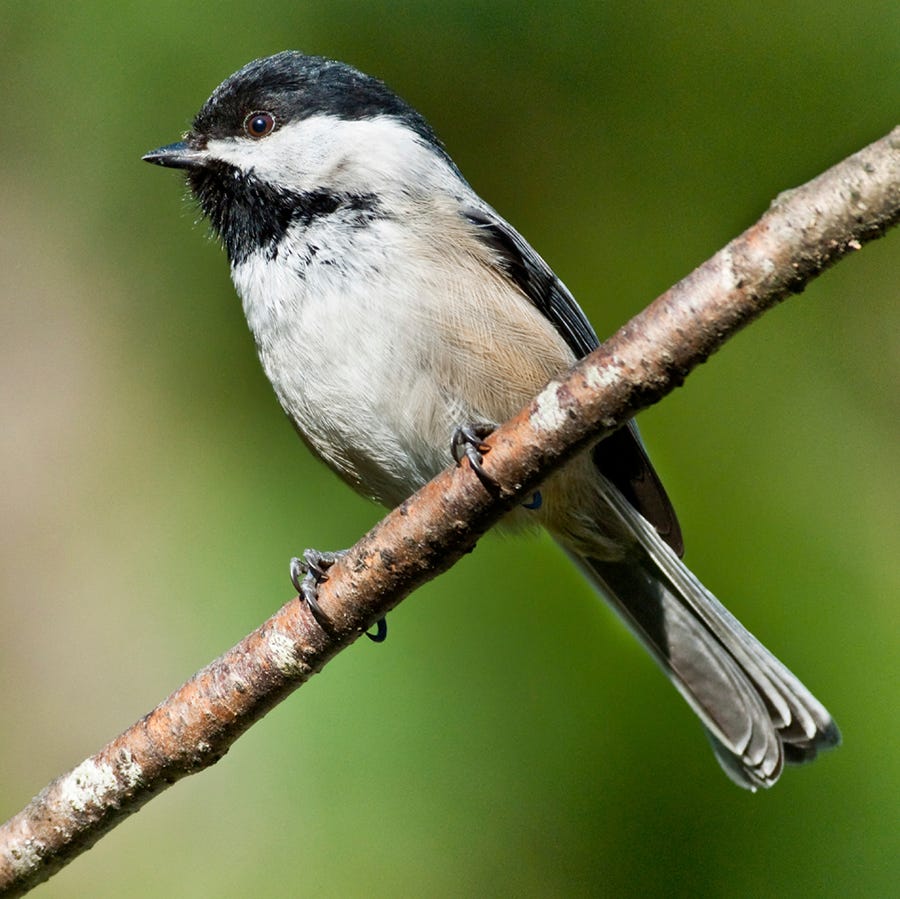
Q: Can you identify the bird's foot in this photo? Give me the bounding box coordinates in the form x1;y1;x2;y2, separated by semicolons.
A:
289;549;387;643
451;422;499;491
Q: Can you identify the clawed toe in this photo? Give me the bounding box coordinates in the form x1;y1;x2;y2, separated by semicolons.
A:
289;549;387;642
451;422;499;491
290;549;345;623
366;617;388;643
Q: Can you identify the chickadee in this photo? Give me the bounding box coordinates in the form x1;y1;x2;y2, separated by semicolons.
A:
144;51;839;789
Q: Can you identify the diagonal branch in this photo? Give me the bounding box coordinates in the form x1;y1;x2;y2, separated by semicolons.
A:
1;126;898;897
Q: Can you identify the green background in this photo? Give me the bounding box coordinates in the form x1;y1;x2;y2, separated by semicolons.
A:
1;2;897;896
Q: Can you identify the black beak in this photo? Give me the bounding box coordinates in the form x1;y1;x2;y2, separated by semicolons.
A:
142;141;208;170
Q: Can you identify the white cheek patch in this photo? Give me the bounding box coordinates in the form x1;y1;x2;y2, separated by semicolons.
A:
205;114;443;195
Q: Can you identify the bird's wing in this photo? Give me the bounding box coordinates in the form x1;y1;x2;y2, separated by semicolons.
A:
462;205;684;556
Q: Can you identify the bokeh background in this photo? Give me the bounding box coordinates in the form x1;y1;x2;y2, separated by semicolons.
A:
1;2;897;896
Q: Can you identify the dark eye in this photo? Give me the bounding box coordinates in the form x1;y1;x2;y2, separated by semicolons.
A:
243;111;275;139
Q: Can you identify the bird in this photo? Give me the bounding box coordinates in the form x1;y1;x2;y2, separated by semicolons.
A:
143;50;839;789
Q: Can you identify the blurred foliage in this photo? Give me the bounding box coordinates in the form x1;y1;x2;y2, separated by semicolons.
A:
1;1;897;896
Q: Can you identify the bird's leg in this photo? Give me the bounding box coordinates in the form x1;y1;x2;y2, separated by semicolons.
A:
289;549;387;643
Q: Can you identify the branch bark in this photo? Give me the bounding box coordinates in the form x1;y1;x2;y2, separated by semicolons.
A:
2;126;898;897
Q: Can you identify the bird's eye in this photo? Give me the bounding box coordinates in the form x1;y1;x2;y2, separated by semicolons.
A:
243;111;275;139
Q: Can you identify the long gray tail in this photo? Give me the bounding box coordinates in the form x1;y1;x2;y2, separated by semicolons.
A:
564;483;840;790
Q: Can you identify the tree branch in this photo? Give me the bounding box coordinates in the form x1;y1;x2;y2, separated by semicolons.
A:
2;126;898;897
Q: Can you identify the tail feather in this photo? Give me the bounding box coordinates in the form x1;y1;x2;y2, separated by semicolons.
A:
562;479;840;790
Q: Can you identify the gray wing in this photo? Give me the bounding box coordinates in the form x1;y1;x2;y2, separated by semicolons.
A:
462;205;684;556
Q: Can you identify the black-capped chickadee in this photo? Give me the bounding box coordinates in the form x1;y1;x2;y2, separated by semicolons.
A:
144;51;839;789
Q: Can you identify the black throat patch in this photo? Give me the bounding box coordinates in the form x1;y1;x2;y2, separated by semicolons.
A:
188;163;382;265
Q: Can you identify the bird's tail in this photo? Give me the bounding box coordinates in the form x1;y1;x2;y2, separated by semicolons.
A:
561;481;840;790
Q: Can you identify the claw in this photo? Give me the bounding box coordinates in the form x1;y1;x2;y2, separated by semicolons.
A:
522;490;543;510
290;549;388;644
366;618;388;642
289;549;347;628
451;422;499;491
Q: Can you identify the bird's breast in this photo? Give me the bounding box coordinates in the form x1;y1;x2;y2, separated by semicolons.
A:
230;212;576;508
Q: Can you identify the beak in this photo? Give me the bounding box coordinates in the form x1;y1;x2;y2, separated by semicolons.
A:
142;141;208;170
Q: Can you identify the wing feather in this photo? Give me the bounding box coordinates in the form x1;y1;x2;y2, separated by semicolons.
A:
463;205;683;555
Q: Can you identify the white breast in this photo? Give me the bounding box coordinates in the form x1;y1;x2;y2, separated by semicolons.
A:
231;173;574;510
